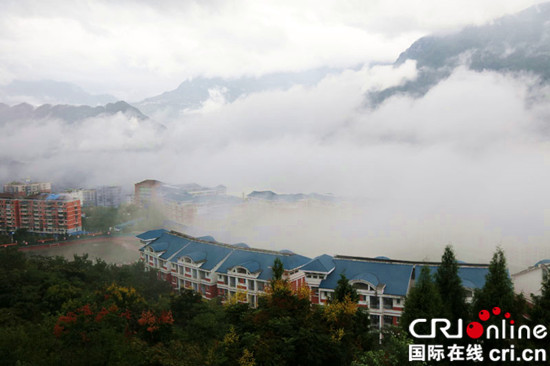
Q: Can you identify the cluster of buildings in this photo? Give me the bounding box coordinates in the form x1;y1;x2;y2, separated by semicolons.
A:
0;180;126;237
3;181;52;196
138;229;490;328
133;180;339;229
66;186;124;208
134;180;237;225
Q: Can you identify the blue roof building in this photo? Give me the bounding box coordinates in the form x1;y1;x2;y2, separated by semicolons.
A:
137;229;490;321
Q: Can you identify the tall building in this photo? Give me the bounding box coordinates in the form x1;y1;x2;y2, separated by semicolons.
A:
66;188;97;207
134;180;163;207
96;186;122;208
3;181;52;197
0;193;82;235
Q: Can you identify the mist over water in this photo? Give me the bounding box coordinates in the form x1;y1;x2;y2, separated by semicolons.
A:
2;64;549;271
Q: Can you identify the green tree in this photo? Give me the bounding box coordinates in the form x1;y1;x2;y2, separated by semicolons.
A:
352;327;412;366
472;247;523;363
435;246;468;323
472;247;516;316
401;266;443;338
82;206;118;232
332;274;360;303
528;269;550;355
271;258;284;282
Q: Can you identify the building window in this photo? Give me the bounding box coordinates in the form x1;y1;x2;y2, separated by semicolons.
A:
383;315;393;327
248;280;255;291
229;277;236;288
383;297;393;309
257;281;265;292
370;296;380;309
371;315;380;329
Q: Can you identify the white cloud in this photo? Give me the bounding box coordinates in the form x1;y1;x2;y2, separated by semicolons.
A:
0;0;544;99
1;65;549;268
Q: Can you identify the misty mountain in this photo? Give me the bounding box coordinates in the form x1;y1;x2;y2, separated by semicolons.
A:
0;80;117;106
135;67;345;116
368;2;550;106
0;101;148;124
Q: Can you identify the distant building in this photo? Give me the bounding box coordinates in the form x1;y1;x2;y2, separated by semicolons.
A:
137;229;490;319
124;194;134;205
134;180;233;225
512;260;549;300
246;190;336;208
96;186;122;208
66;188;97;207
134;179;163;207
0;193;82;235
3;181;52;197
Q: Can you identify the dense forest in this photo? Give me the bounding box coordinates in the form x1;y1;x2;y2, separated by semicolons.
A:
0;247;548;365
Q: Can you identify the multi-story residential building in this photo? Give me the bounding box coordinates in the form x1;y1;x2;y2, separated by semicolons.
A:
134;180;163;207
0;194;20;232
96;186;122;208
3;181;52;197
298;254;489;329
138;230;311;307
512;259;549;301
66;188;97;207
137;230;490;318
0;193;82;235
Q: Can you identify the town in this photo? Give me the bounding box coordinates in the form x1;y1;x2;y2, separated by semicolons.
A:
1;177;547;322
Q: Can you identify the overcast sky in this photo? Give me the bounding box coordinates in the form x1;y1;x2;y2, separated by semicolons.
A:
0;0;545;100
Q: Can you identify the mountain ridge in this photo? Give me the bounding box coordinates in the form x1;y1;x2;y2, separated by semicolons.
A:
0;100;148;124
367;1;550;106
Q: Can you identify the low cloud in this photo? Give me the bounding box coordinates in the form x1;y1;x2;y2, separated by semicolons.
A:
1;64;549;270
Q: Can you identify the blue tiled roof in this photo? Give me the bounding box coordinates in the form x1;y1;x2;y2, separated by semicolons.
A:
458;267;489;289
185;250;207;263
320;259;414;296
535;259;550;267
138;230;310;274
240;260;261;273
427;266;489;290
233;243;250;248
216;250;310;281
353;272;380;286
170;240;233;270
301;254;335;273
282;253;311;270
136;229;167;240
198;236;216;242
148;232;192;260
